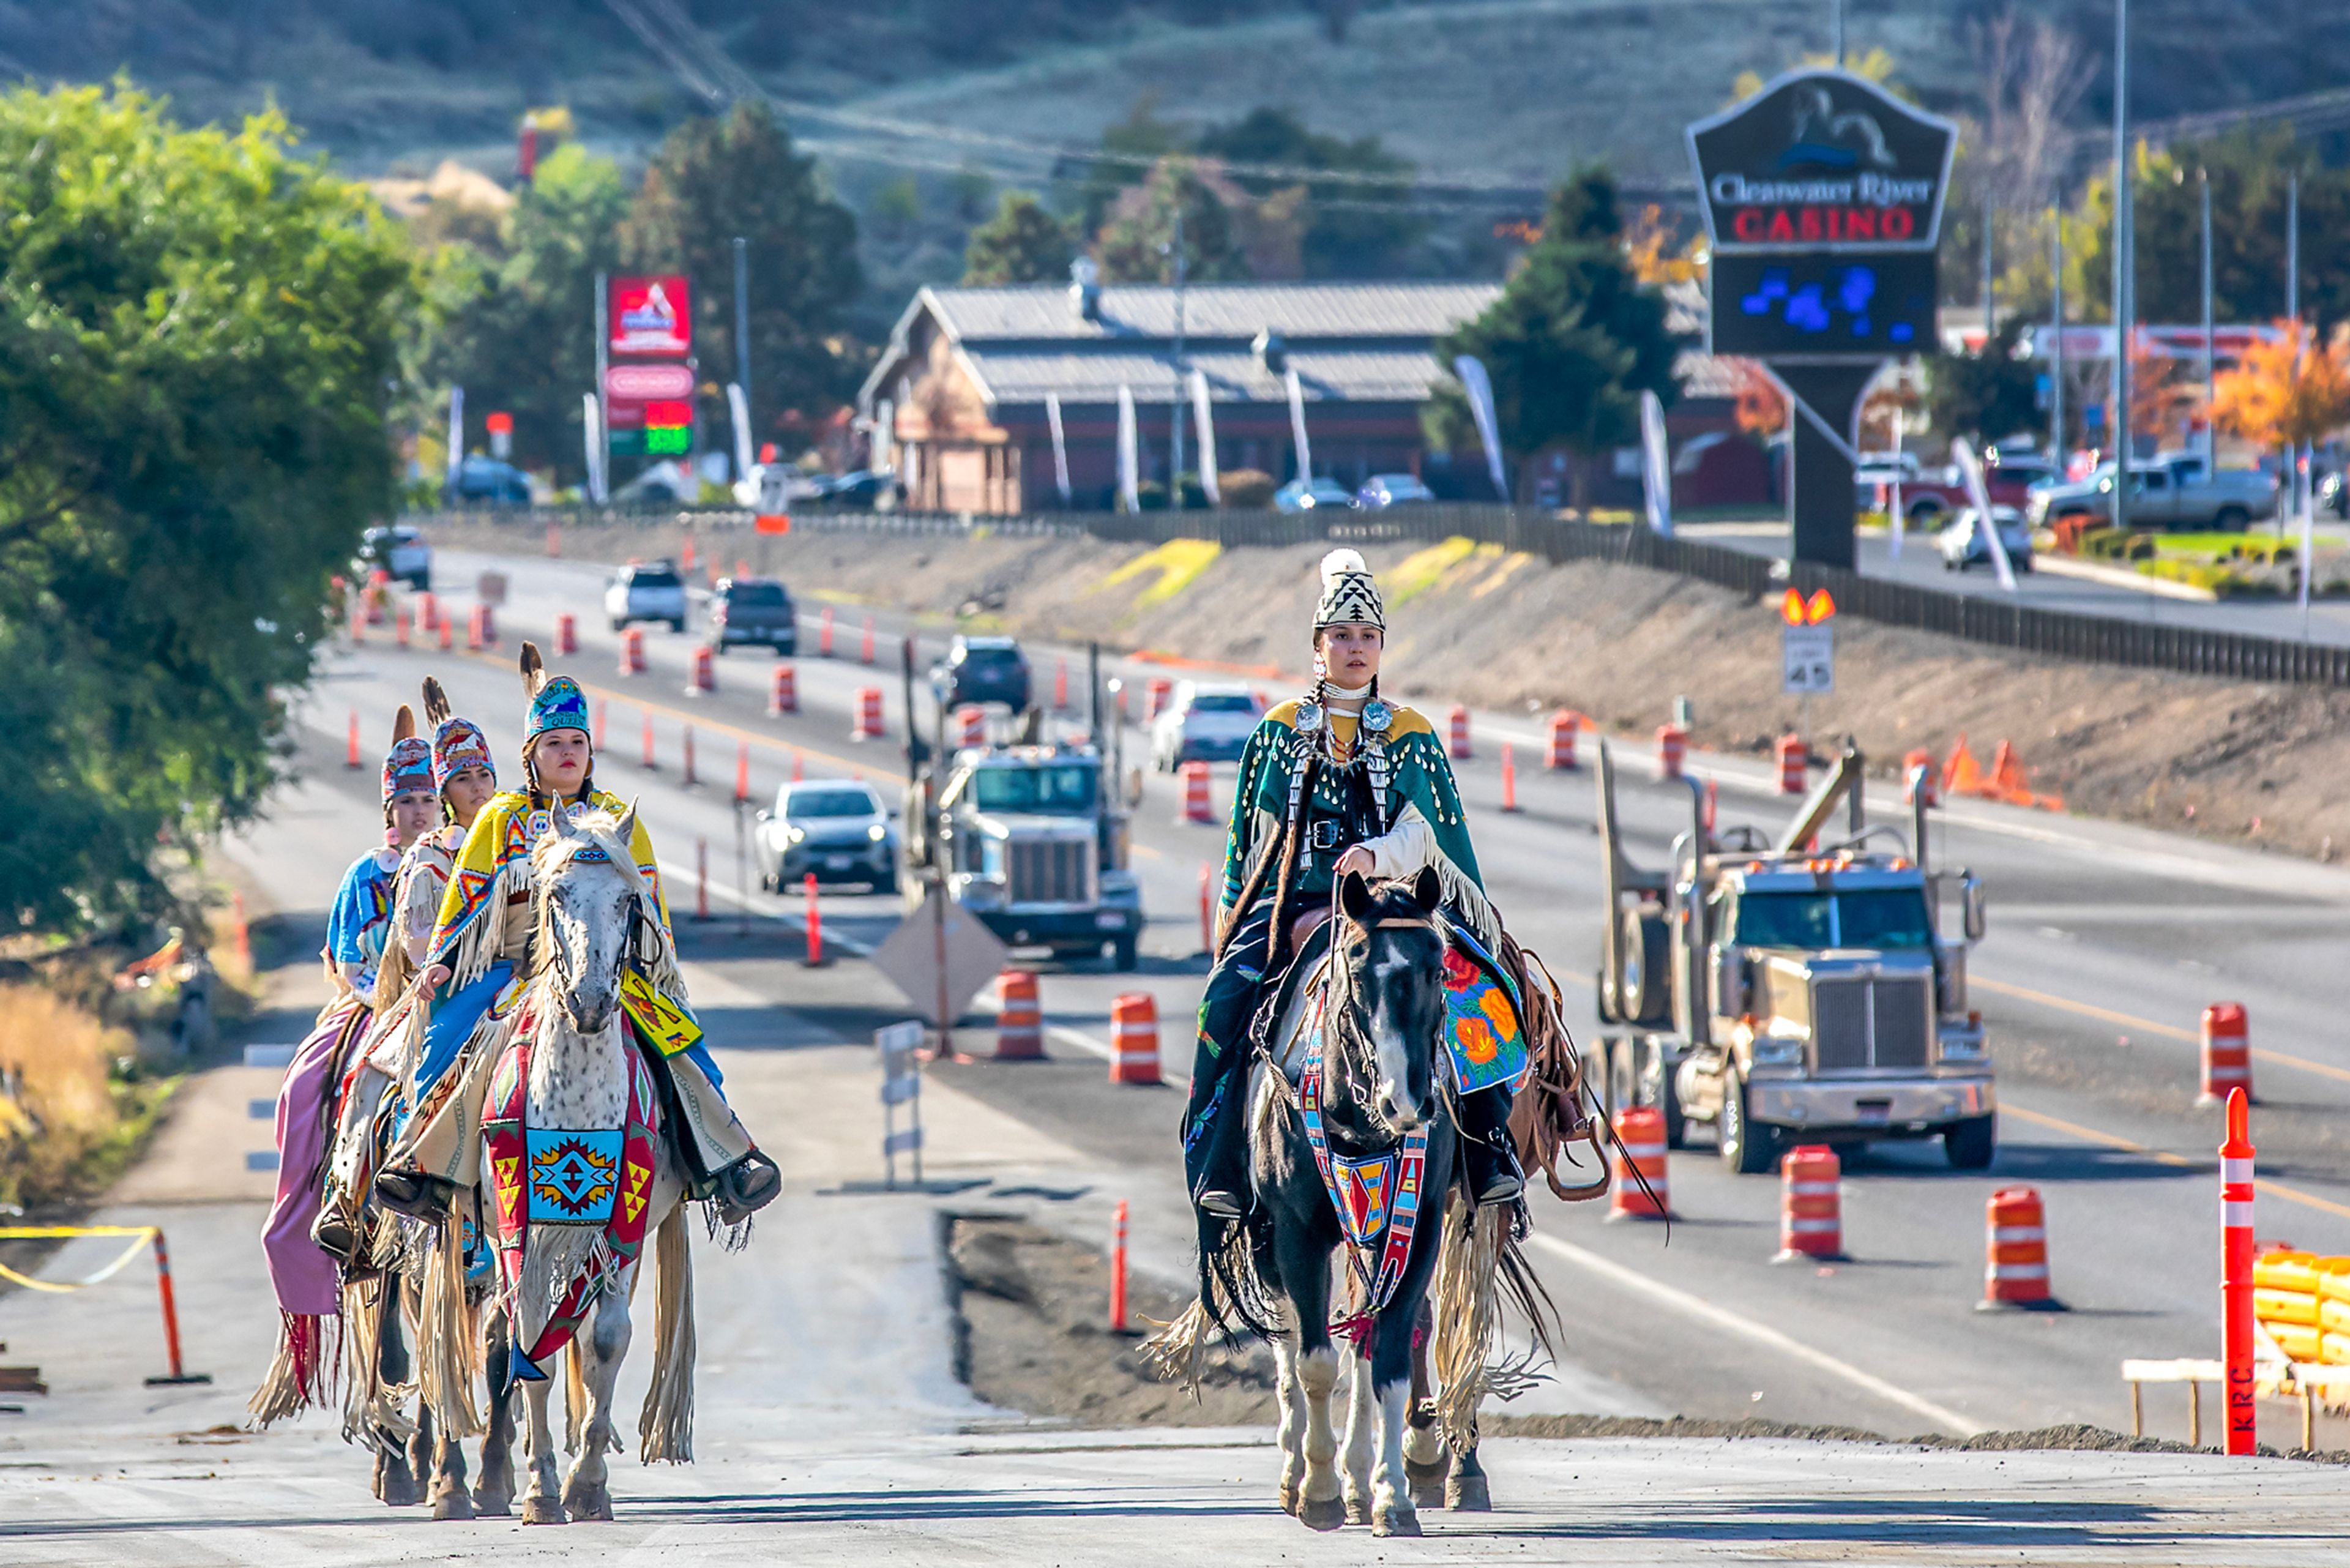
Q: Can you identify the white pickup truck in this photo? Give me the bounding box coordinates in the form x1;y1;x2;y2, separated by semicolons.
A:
2024;454;2277;532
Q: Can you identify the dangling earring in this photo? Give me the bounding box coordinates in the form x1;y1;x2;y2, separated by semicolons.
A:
1312;650;1327;679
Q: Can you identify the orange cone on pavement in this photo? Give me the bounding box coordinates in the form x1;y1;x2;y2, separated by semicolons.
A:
345;711;362;769
1942;734;1985;797
1606;1107;1670;1220
2200;1002;2253;1104
995;971;1043;1061
1980;1186;2064;1310
1108;993;1162;1085
1774;1144;1845;1261
1499;743;1519;812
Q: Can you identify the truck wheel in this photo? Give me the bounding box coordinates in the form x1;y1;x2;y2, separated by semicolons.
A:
1595;967;1620;1025
2215;506;2250;532
1605;1037;1638;1120
1112;935;1139;971
1619;908;1674;1028
1652;1040;1686;1149
1717;1067;1776;1174
1944;1113;1997;1170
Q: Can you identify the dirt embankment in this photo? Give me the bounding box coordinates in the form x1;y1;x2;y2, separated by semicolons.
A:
433;517;2350;863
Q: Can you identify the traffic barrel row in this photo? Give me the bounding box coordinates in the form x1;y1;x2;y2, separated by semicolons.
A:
618;627;647;676
1774;1143;1844;1261
851;686;883;741
1776;734;1807;796
1179;761;1213;824
1109;993;1162;1085
1606;1108;1670;1220
2200;1002;2252;1105
995;971;1043;1061
956;704;988;748
1657;723;1688;780
768;663;797;714
1546;711;1580;771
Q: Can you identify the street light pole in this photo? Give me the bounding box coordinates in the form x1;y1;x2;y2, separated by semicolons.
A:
1832;0;1845;69
1169;200;1187;505
2051;210;2065;465
2110;0;2132;533
732;236;752;464
2200;169;2214;472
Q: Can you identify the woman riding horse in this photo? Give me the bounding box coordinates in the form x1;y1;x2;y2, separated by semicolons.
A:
375;647;780;1226
1184;548;1524;1232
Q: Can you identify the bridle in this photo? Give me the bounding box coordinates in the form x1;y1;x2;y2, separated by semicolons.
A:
1316;913;1444;1127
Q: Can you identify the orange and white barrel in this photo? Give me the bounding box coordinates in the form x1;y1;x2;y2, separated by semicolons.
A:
2200;1002;2252;1104
995;971;1044;1061
955;704;988;748
619;626;647;676
1145;677;1173;724
1774;1143;1844;1260
1656;723;1688;780
860;614;876;665
768;662;797;714
555;612;578;657
1447;704;1472;761
395;605;411;648
1179;761;1213;824
437;616;453;652
852;685;884;741
1606;1107;1670;1220
687;645;715;697
1108;993;1162;1085
1546;711;1580;771
1980;1185;2062;1310
1776;733;1807;796
468;603;494;652
416;592;439;633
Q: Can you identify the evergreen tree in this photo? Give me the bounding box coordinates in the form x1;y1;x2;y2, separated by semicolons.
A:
1425;168;1684;501
1096;159;1247;283
962;192;1076;285
1926;318;2043;446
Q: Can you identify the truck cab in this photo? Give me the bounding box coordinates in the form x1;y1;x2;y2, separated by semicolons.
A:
1596;741;1994;1173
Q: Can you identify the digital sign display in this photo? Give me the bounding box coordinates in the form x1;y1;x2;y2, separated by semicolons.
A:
1707;252;1938;359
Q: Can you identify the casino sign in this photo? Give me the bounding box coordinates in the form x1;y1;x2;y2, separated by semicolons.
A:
1687;69;1957;255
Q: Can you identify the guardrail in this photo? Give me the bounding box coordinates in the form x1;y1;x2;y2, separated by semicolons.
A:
411;504;2350;689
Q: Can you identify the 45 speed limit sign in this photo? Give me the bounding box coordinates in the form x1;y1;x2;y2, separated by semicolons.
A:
1782;623;1833;695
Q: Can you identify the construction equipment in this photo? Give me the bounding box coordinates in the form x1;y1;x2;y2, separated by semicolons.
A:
898;641;1144;969
1593;737;1993;1173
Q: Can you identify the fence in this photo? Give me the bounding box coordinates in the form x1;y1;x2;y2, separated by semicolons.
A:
416;504;2350;690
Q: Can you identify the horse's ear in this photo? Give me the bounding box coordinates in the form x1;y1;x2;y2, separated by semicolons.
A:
422;677;452;726
547;802;580;838
612;799;640;850
1411;864;1442;914
520;641;545;696
392;704;417;744
1338;869;1374;926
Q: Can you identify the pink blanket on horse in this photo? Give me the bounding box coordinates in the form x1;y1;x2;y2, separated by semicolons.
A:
259;995;367;1316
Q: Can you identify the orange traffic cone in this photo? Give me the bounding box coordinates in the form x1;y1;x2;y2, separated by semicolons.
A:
1942;734;1986;798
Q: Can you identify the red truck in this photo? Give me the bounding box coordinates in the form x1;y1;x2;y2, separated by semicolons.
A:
1867;452;2057;525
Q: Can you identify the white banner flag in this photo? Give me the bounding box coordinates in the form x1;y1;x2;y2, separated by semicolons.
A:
582;393;605;504
1116;384;1141;514
1453;355;1507;501
1284;365;1313;486
1950;436;2017;592
1188;369;1220;507
446;386;464;493
1639;389;1673;537
726;383;755;482
1045;392;1072;505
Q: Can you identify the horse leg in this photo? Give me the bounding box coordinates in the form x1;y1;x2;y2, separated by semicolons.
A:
473;1302;518;1517
561;1273;633;1522
1270;1325;1307;1516
518;1375;565;1525
1340;1345;1375;1525
1445;1439;1492;1513
1269;1220;1345;1532
1404;1316;1449;1507
376;1279;420;1507
1367;1310;1422;1537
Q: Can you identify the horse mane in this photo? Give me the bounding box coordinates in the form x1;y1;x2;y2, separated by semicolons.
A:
526;808;677;991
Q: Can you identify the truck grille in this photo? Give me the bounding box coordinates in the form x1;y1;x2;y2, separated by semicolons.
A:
1008;837;1093;906
1809;975;1931;1072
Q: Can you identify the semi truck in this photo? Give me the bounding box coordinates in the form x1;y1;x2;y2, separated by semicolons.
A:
1593;739;1994;1172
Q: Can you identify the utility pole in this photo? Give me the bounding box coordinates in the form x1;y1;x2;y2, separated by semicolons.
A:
2199;168;2214;472
1832;0;1845;68
592;269;610;505
2289;170;2309;632
2110;0;2132;531
732;236;752;468
2051;210;2065;465
1168;200;1187;504
1982;192;1996;348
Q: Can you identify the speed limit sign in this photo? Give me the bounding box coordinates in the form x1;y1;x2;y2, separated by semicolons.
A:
1782;623;1833;695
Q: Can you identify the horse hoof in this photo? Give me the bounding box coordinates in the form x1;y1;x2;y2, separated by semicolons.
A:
1298;1495;1348;1533
521;1495;566;1526
1373;1506;1423;1538
432;1488;476;1521
472;1485;513;1518
1406;1457;1449;1509
563;1482;614;1523
1345;1493;1370;1526
1445;1472;1492;1512
1278;1482;1301;1517
379;1466;420;1509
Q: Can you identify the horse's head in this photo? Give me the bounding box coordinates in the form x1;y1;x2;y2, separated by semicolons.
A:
531;803;649;1034
1331;865;1449;1137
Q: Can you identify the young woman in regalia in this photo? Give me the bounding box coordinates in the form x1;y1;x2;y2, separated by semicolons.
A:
374;646;781;1225
1181;550;1525;1230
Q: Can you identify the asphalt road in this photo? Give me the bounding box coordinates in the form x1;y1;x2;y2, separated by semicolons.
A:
369;545;2350;1450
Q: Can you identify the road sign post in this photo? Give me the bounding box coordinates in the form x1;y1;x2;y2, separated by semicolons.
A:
878;1020;925;1189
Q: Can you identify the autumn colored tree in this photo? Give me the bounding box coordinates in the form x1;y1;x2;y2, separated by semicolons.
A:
1730;359;1787;436
2214;321;2350;448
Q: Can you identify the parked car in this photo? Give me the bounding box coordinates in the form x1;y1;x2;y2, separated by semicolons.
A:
1274;476;1359;513
451;455;531;505
1355;473;1436;509
755;780;897;893
2024;456;2277;532
604;561;688;632
708;577;796;655
1151;682;1265;770
1937;506;2035;573
356;525;431;590
733;463;824;513
1870;457;2040;524
2321;470;2349;520
814;469;895;509
931;635;1031;712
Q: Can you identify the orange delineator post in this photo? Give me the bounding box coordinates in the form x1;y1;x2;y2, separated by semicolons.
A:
695;837;711;920
819;605;835;657
852;686;884;740
2200;1002;2253;1105
144;1230;208;1386
861;614;876;665
641;710;657;770
345;711;362;769
1179;761;1214;824
1980;1186;2062;1311
956;704;987;747
769;663;797;714
1702;776;1718;835
2221;1088;2257;1455
416;591;439;632
1146;677;1173;723
734;741;751;805
1108;993;1162;1085
994;970;1043;1060
1054;659;1070;711
681;537;698;574
395;605;410;648
1110;1198;1130;1333
1656;724;1688;780
1606;1107;1669;1220
555;612;578;657
592;700;607;750
1499;743;1519;812
1198;863;1215;953
1775;1144;1845;1261
437;616;453;652
1447;704;1472;761
804;873;824;966
1776;733;1807;795
1546;711;1580;771
687;645;715;696
790;750;804;783
682;726;698;787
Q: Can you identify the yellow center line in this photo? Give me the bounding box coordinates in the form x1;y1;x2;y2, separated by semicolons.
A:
1973;975;2350;1087
2001;1102;2350;1222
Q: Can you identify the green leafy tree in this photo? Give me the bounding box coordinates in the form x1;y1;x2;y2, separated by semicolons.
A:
1425;169;1684;503
1096;159;1248;284
619;102;864;429
962;192;1076;285
1927;318;2044;445
1193;106;1422;277
0;83;414;931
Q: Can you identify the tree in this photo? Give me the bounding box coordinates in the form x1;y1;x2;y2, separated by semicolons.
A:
619;102;864;430
962;192;1076;285
1424;169;1684;504
1095;159;1248;284
1927;318;2042;444
2214;321;2350;448
0;82;414;931
1192;107;1422;277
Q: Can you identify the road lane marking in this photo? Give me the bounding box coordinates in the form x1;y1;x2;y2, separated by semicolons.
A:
1973;976;2350;1087
2000;1102;2350;1222
1524;1232;1986;1436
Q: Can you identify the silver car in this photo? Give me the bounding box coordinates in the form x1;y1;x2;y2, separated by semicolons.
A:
755;780;897;893
1937;506;2035;573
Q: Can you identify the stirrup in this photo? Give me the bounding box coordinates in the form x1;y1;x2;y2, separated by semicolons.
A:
1472;1171;1524;1206
373;1168;454;1220
712;1151;781;1225
1196;1187;1247;1220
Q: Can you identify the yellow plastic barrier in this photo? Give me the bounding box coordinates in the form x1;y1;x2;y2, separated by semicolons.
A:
2254;1252;2319;1293
2256;1286;2322;1327
2319;1260;2350;1307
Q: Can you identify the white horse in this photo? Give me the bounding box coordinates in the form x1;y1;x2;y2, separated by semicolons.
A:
499;804;696;1525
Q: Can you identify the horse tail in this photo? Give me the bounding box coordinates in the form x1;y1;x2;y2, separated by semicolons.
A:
417;1208;484;1438
562;1339;588;1455
1428;1193;1559;1454
638;1201;697;1464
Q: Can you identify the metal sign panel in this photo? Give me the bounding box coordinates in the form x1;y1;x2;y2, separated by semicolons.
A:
1709;250;1938;359
608;275;692;357
1688;69;1958;254
606;363;696;400
870;887;1010;1028
1782;624;1835;695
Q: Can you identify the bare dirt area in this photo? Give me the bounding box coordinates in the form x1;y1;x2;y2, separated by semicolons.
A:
943;1213;1277;1428
436;517;2350;864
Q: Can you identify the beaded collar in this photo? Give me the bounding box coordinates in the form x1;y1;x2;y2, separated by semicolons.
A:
1286;690;1395;832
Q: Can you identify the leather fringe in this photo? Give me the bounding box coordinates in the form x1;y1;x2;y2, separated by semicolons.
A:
638;1203;696;1463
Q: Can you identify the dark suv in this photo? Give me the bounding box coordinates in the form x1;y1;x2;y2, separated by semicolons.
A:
709;577;796;655
931;635;1031;712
